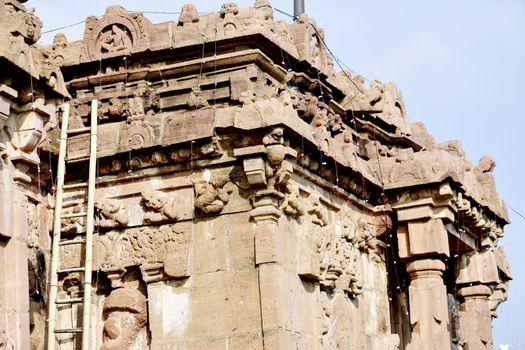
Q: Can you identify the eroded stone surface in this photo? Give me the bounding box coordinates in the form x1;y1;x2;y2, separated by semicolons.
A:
0;1;510;350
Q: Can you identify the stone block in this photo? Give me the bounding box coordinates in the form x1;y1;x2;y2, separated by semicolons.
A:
191;219;230;273
0;183;14;239
154;269;261;342
401;219;450;259
361;290;391;336
255;221;280;264
156;337;226;350
263;329;297;350
258;264;318;336
162;109;214;146
456;250;499;286
228;333;264;350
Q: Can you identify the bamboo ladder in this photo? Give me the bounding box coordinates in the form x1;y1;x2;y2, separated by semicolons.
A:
47;101;98;350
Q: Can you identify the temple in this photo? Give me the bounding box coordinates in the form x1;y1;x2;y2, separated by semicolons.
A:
0;1;512;349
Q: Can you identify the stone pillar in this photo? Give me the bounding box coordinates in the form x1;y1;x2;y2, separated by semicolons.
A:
250;189;294;349
406;259;450;350
0;177;30;350
251;190;283;265
397;206;453;350
455;250;499;350
457;285;492;350
140;263;166;350
0;84;30;350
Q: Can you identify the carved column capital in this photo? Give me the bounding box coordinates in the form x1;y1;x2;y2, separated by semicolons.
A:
101;265;127;289
458;285;491;300
250;189;284;224
250;189;284;265
140;263;165;284
406;258;445;279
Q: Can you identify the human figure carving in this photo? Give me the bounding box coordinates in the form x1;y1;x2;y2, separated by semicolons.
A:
141;190;180;223
194;177;236;214
307;194;328;227
263;127;289;189
100;25;128;53
280;182;306;218
95;199;129;228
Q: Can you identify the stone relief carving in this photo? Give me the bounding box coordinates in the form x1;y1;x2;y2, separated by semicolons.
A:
489;246;512;316
97;140;221;176
309;105;331;154
192;174;236;214
307;194;328;227
220;3;240;36
100;25;131;54
3;1;42;45
118;92;156;151
4;100;54;173
280;182;306;218
39;33;69;94
263;127;292;190
317;214;363;295
288;14;328;71
342;80;410;135
101;288;147;350
60;202;85;234
141;189;181;223
94;223;192;278
95;199;129;228
187;86;209;109
94;231;135;269
354;217;386;264
178;4;200;26
298;198;385;295
81;6;151;62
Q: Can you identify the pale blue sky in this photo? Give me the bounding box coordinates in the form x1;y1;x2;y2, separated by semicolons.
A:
31;0;524;347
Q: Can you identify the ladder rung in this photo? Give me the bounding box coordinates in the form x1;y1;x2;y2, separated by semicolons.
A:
63;182;88;190
67;127;90;134
66;154;88;162
54;328;83;334
58;239;86;246
55;297;83;305
57;267;85;274
61;212;87;219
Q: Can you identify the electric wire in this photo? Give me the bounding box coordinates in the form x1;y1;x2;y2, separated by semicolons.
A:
507;203;525;221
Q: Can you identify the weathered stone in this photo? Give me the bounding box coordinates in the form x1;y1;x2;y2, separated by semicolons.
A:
0;1;510;349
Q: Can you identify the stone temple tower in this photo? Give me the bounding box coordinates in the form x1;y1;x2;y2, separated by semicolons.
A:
0;1;511;349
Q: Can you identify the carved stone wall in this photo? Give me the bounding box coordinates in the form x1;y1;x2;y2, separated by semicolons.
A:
0;1;511;350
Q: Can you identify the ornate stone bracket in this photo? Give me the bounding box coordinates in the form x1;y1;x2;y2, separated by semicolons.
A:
233;127;297;190
4;99;54;183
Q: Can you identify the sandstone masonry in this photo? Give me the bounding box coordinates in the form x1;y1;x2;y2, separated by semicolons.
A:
0;1;511;349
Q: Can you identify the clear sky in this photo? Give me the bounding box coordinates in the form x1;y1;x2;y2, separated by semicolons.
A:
31;0;524;347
